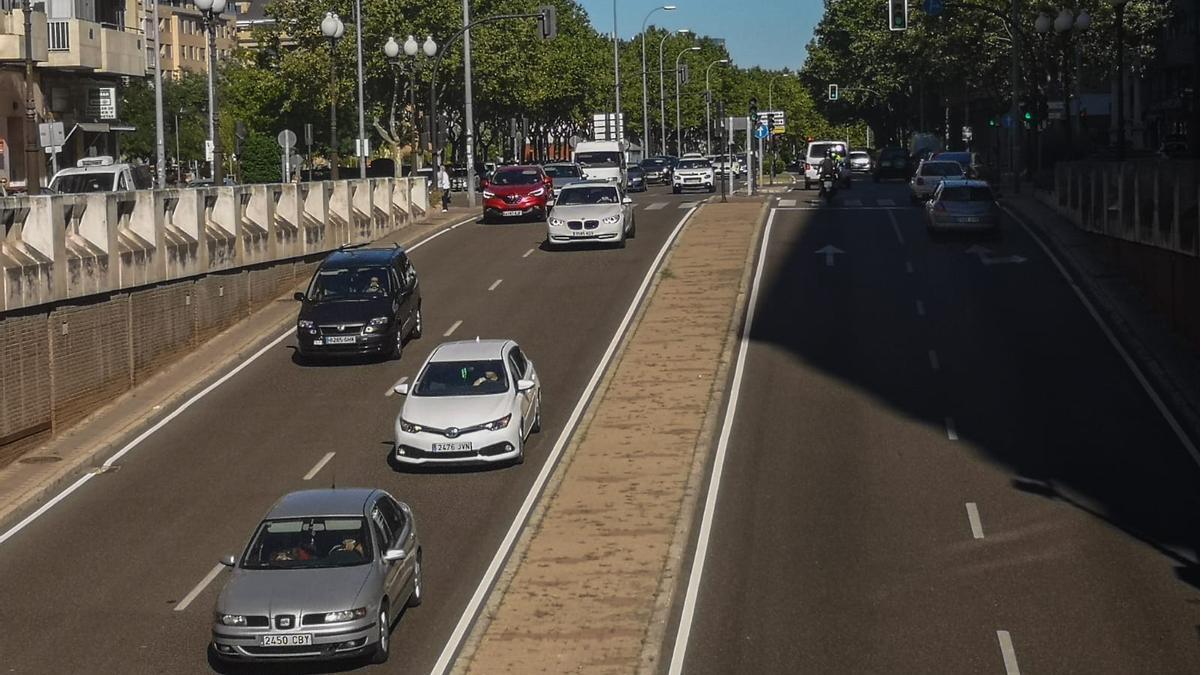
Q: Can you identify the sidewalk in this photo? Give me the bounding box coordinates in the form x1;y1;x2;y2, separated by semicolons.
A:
455;197;767;674
0;205;476;532
1002;188;1200;448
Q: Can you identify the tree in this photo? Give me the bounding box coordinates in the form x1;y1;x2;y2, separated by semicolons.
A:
240;131;281;183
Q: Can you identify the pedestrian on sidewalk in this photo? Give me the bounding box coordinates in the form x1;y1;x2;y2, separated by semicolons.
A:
438;165;451;212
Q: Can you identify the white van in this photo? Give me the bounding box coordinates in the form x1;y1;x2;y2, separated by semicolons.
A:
49;156;153;193
573;140;626;187
803;140;850;189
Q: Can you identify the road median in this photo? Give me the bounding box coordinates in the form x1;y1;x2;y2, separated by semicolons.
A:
455;196;767;674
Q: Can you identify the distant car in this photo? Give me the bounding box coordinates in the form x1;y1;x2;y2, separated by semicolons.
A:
211;488;422;665
393;339;542;466
625;165;647;192
546;181;636;249
925;180;1000;231
48;156;153;193
481;165;552;223
293;246;422;361
639;157;670;184
672;157;715;194
931;151;982;179
848;150;873;174
909;160;966;203
542;162;585;198
803;141;850;189
873;146;911;182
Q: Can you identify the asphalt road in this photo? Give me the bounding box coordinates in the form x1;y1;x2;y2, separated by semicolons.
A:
673;179;1200;674
0;182;703;674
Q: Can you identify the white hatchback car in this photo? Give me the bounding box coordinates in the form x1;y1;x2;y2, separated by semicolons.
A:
393;339;541;466
546;181;635;249
909;159;967;203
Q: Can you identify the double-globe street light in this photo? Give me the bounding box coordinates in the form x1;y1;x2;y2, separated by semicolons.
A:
321;12;345;179
704;58;728;155
641;6;677;159
1035;8;1090;156
674;45;701;155
383;35;437;177
659;29;691;155
194;0;226;184
1108;0;1129;161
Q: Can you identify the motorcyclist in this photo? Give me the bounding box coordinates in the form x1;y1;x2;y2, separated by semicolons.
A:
818;149;839;182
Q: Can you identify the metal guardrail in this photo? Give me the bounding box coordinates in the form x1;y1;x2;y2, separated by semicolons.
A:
47;19;69;51
1048;160;1200;257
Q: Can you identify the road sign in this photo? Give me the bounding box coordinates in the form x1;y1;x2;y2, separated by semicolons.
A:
303;123;313;146
1001;113;1014;129
37;121;65;149
205;139;214;162
277;129;297;148
923;0;943;17
771;126;787;135
754;124;769;140
961;125;973;141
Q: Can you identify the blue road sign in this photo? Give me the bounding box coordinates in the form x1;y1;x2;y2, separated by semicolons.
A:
1001;113;1014;129
754;124;769;140
923;0;944;17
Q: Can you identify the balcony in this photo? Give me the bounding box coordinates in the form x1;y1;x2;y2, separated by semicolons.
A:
0;9;49;62
99;23;141;75
41;17;142;75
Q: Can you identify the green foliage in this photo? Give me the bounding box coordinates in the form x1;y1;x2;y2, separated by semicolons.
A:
240;131;282;183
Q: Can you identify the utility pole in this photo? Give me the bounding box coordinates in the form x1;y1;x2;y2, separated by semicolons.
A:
463;0;477;207
354;0;367;178
22;0;40;194
1009;0;1023;192
152;0;167;188
612;1;620;138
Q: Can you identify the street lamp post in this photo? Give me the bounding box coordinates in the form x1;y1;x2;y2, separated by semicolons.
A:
20;0;40;194
353;0;368;178
194;0;226;184
1036;8;1089;157
151;0;167;187
321;12;345;180
675;45;700;155
641;6;676;159
659;29;690;156
705;58;728;155
384;35;436;178
1109;0;1128;162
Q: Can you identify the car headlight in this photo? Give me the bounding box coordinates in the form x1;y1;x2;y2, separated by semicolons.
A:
323;608;368;623
548;217;566;227
530;187;545;197
601;214;621;225
216;613;247;627
298;320;314;329
483;189;495;198
399;418;423;433
364;316;388;333
482;414;511;431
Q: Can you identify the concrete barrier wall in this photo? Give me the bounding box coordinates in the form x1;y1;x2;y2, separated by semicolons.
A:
0;177;425;312
0;177;429;466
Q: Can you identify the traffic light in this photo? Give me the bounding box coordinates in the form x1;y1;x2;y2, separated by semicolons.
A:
538;6;557;40
680;63;690;85
828;84;838;101
889;0;908;30
749;97;758;119
766;112;775;130
987;118;996;127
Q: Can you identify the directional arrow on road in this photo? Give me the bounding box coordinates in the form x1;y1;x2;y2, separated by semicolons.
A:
966;245;1026;266
815;245;845;267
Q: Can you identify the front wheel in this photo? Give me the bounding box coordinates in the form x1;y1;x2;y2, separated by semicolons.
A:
408;305;422;340
406;553;423;607
627;216;636;239
370;604;391;664
390;329;403;360
531;395;542;433
672;187;680;194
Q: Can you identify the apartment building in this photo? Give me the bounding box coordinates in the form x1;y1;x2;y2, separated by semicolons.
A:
150;0;233;79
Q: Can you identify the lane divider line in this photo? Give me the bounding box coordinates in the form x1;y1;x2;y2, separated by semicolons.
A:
431;206;700;675
966;502;985;539
928;349;941;371
522;248;535;258
916;300;926;317
0;214;476;549
666;208;778;675
888;209;906;245
303;452;336;481
174;562;225;612
488;279;503;292
945;417;959;441
997;630;1021;675
444;320;463;337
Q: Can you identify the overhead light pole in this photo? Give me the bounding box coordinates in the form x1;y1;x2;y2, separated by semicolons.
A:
641;6;676;158
704;58;729;155
321;11;345;180
675;45;700;155
1109;0;1129;162
151;0;166;187
352;0;367;177
194;0;227;184
21;0;40;193
659;29;690;156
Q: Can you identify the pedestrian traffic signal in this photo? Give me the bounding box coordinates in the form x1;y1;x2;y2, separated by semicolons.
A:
1023;111;1032;121
749;97;758;119
889;0;908;30
538;6;557;40
828;84;838;101
680;63;690;85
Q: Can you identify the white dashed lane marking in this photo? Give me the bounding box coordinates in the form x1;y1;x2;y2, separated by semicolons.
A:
444;320;463;337
645;202;668;210
779;199;797;207
488;279;503;291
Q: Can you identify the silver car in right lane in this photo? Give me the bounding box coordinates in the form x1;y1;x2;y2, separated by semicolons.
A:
925;179;1001;232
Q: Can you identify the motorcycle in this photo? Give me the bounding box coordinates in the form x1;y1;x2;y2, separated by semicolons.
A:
818;172;838;204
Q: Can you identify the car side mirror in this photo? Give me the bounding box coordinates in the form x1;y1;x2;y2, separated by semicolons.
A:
392;382;410;396
622;196;633;205
293;292;305;302
516;379;536;393
383;549;406;562
220;555;236;567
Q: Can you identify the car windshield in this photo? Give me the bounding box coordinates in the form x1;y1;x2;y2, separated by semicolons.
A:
50;172;115;193
491;169;542;185
627;166;644;176
306;266;390;301
850;152;870;159
415;359;509;396
543;165;581;178
879;148;907;160
935;153;971;166
575;151;622;167
677;159;709;169
939;186;994;202
641;159;666;168
920;162;964;177
242;517;373;569
556;186;620;205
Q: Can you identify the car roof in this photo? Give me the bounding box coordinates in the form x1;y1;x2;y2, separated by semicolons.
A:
544;162;579;167
495;164;542;173
561;179;618;188
322;247;404;267
939;179;991;189
267;489;379;519
920;160;963;167
430;338;514;361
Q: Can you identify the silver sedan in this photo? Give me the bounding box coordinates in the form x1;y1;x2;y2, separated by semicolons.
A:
925;179;1001;231
210;488;422;664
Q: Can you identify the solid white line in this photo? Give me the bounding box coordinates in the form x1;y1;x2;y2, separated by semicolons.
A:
443;320;463;337
487;278;503;292
522;248;535;258
906;261;914;274
916;300;926;317
773;206;906;211
174;563;225;612
303;452;336;481
997;630;1021;675
928;349;941;371
430;206;701;675
945;417;959;441
888;209;905;244
778;199;797;207
0;214;474;549
666;208;777;675
966;502;985;539
1001;205;1200;468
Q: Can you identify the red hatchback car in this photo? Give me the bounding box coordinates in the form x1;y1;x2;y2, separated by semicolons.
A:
481;165;553;223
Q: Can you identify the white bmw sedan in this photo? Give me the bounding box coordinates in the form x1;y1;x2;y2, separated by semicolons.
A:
392;339;541;466
545;181;636;249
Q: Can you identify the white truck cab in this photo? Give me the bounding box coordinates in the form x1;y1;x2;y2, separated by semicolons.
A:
49;156;153;194
572;140;626;187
